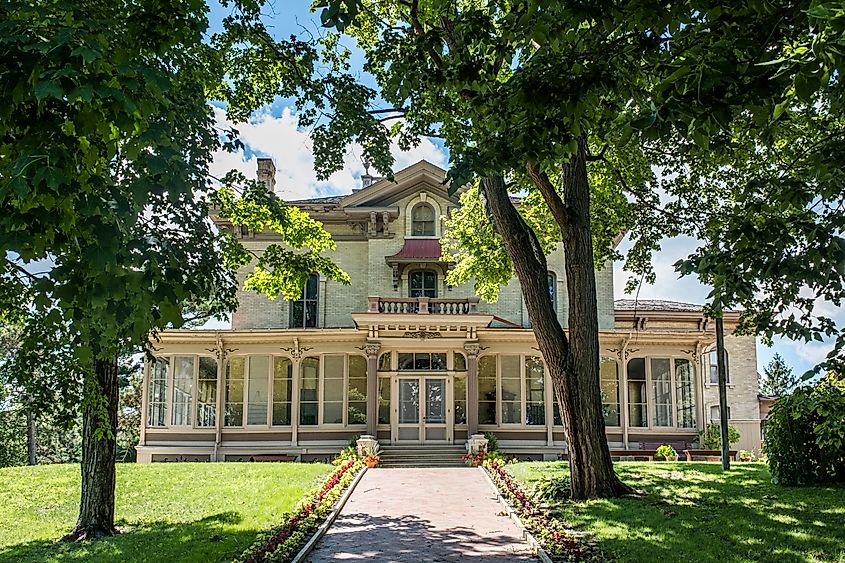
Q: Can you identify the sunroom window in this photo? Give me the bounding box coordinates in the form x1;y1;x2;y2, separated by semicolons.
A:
398;352;447;370
171;356;194;426
600;359;620;426
196;357;217;427
147;357;169;427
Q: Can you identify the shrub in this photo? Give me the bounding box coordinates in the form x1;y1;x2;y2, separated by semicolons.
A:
483;432;498;452
765;372;845;486
332;446;359;466
698;422;740;449
656;444;677;459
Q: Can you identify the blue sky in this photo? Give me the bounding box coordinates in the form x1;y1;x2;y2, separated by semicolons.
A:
203;2;839;377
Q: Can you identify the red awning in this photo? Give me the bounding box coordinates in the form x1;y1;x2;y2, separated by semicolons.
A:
387;239;443;261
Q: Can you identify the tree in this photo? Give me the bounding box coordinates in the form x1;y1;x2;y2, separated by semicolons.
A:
304;0;840;498
760;354;798;397
0;0;352;539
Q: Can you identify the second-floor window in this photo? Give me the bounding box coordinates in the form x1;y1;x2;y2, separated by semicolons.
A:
409;270;436;297
411;203;436;236
707;349;730;384
548;272;557;309
290;273;318;328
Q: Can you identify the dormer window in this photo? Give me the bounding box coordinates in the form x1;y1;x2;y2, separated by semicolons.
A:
290;274;319;328
411;203;436;236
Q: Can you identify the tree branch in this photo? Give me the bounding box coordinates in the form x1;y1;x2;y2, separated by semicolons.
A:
526;162;571;234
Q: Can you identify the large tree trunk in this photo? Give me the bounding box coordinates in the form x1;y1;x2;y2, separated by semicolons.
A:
26;408;36;466
479;143;630;499
63;356;119;540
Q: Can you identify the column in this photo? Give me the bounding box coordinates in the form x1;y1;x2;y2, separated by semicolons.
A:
619;342;630;449
365;342;381;437
214;347;226;461
464;342;480;437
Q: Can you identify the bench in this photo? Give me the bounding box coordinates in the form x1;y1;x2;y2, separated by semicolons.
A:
640;441;692;453
609;448;658;461
682;449;738;462
250;454;297;462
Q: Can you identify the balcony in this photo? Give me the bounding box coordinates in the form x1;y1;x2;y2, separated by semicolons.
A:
366;296;480;315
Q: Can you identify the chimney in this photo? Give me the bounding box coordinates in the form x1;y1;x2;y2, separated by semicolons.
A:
256;158;276;194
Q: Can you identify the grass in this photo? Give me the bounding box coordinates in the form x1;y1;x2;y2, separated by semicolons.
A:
508;462;845;563
0;462;333;562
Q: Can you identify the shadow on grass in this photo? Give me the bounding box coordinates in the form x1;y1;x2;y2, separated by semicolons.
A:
529;463;845;563
308;512;535;561
0;511;257;563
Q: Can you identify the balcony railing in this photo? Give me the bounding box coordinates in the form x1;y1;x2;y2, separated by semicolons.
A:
367;296;480;315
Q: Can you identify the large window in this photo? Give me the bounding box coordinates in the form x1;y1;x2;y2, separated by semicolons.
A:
478;356;497;424
627;358;647;427
323;355;344;424
454;376;467;425
707;350;730;384
196;357;217;427
409;270;437;298
411;203;435;236
148;357;169;427
628;356;698;429
398;352;446;370
247;355;270;425
600;359;620;426
500;355;522;424
273;357;293;426
651;358;673;427
171;356;194;426
290;273;319;328
378;377;391;424
300;357;320;425
347;356;368;425
675;359;696;428
225;357;245;426
525;358;545;426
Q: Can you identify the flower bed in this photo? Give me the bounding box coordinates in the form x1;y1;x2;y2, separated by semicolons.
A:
234;459;365;563
485;461;600;562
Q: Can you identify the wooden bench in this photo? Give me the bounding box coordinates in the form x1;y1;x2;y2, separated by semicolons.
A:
609;449;658;461
250;454;297;462
640;440;692;453
682;449;738;462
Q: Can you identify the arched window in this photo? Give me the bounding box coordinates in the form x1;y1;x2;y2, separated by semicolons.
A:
409;269;437;297
290;273;319;328
411;203;436;236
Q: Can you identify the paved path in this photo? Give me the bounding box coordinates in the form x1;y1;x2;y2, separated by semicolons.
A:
306;467;535;562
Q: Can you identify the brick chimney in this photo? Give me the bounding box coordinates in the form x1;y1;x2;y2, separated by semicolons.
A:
256;158;276;194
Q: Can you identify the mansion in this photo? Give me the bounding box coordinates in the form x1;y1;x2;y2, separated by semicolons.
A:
136;160;763;462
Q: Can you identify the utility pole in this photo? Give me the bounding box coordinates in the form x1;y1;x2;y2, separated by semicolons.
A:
715;299;730;471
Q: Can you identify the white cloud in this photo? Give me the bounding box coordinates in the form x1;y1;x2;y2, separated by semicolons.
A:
210;106;448;201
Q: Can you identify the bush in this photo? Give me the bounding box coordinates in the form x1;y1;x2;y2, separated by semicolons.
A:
656;444;677;458
483;432;498;452
698;422;740;449
765;372;845;486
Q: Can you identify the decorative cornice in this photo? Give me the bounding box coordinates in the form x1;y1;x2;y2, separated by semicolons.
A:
403;330;442;340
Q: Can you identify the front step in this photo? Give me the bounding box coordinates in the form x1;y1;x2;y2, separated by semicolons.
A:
377;445;467;468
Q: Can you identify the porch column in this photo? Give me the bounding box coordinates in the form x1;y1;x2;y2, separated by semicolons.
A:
464;342;480;436
365;342;381;436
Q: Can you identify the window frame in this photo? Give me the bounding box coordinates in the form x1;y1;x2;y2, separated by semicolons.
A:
410;202;436;237
147;357;169;428
706;349;731;385
289;273;320;329
627;355;699;431
224;355;296;428
547;272;557;312
408;269;437;298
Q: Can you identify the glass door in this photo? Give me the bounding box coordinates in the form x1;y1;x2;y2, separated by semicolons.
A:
397;378;421;442
423;377;448;442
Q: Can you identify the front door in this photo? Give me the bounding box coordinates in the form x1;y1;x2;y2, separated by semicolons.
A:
395;376;450;443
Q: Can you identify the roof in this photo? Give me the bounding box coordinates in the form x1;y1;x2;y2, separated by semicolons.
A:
287;195;345;204
614;299;704;312
387;239;443;261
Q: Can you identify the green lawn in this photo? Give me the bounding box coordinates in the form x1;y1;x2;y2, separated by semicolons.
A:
509;462;845;562
0;462;333;562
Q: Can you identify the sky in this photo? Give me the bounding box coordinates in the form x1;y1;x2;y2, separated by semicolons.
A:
202;1;840;377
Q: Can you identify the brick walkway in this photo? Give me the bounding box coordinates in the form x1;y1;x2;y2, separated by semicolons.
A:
306;467;535;562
